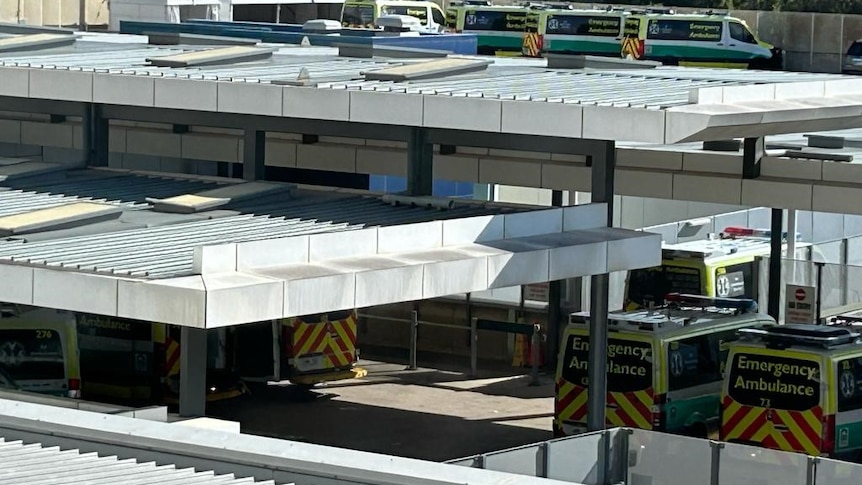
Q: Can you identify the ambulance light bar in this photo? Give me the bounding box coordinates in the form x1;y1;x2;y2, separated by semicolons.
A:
723;226;802;241
664;293;758;313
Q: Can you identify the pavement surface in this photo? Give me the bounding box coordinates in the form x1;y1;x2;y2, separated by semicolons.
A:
207;359;555;462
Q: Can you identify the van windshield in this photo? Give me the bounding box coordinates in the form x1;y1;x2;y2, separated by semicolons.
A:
342;4;375;28
848;42;862;56
727;352;820;411
0;329;65;381
626;264;702;308
562;333;653;392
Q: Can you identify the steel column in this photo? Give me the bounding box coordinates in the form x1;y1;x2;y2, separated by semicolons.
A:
743;137;764;179
546;190;565;371
82;104;109;167
179;326;208;417
243;129;266;181
407;127;433;196
92;105;109;166
768;208;783;320
587;140;615;432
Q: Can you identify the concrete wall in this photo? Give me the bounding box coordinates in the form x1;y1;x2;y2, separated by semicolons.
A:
731;10;861;73
0;0;109;28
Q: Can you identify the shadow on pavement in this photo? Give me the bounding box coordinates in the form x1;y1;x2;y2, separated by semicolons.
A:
207;383;552;462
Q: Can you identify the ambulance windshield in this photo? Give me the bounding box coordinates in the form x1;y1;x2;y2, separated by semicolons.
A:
562;333;653;392
727;352;820;411
627;265;702;308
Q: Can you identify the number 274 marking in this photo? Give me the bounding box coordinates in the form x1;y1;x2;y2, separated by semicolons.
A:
36;330;52;339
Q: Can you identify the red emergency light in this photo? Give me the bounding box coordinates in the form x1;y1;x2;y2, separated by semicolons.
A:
722;227;802;240
723;226;771;238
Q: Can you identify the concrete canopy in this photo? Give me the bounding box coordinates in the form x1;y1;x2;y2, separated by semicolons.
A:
0;164;660;328
2;203;659;328
0;39;861;144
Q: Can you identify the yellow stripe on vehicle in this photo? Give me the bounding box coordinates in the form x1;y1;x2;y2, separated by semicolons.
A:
297;322;326;356
612;392;651;429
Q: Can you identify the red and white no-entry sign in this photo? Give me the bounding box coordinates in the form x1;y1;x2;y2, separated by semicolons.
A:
786;284;816;324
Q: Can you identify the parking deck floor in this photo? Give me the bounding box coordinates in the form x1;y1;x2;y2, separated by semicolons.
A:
207;359;555;462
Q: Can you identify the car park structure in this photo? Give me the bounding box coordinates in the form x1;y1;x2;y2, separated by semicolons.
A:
2;23;862;456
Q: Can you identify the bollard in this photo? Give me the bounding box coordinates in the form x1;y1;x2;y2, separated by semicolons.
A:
470;317;478;377
529;324;541;386
407;310;418;371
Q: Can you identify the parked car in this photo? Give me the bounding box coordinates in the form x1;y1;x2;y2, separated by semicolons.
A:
843;39;862;74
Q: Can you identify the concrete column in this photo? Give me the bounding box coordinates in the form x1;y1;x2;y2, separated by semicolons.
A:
179;326;207;417
243;129;266;181
407;127;433;196
587;140;615;432
83;104;109;167
768;208;783;321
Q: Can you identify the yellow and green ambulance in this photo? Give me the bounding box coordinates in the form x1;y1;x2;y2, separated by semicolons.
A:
556;293;775;438
722;321;862;460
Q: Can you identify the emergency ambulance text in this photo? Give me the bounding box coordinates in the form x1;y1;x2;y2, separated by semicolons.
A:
568;337;650;380
732;355;818;398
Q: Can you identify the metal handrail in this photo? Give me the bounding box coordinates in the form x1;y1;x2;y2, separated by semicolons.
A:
358;311;542;384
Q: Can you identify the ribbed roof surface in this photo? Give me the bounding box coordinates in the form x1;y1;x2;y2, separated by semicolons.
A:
0;168;519;279
318;67;847;109
0;438;279;485
0;40;850;110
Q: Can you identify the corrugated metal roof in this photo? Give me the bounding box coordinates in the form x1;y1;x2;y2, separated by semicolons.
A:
0;168;520;279
0;39;851;109
0;45;400;82
0;437;280;485
318;67;848;109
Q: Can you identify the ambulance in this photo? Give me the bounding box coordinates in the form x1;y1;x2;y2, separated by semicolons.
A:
721;319;862;460
555;293;775;438
0;306;80;398
0;304;363;405
621;10;781;69
341;0;448;32
446;2;532;55
624;227;813;311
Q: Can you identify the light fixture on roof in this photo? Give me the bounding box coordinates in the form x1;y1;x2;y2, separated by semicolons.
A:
677;217;711;238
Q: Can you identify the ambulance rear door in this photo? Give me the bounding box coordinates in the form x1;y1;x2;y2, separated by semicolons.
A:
723;346;824;456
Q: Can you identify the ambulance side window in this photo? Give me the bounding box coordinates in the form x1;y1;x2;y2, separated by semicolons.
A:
715;262;754;299
837;357;862;412
668;333;722;390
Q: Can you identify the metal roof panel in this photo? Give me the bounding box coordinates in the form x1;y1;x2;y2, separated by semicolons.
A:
0;167;522;278
0;438;276;485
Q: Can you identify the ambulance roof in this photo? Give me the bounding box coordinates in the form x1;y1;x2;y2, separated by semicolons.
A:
569;305;772;339
734;323;862;357
662;236;810;264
